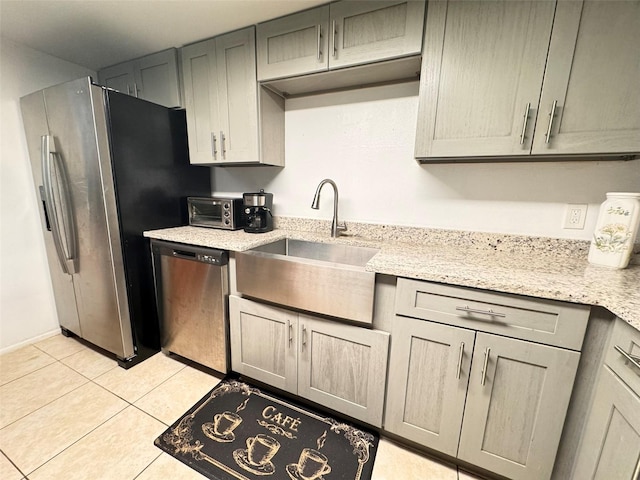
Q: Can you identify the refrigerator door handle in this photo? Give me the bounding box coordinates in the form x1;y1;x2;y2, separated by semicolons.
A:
41;135;77;274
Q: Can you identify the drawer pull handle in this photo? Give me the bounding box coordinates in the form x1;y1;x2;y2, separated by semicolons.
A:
481;347;491;386
456;342;465;379
317;24;322;60
302;325;307;350
456;306;506;319
614;345;640;371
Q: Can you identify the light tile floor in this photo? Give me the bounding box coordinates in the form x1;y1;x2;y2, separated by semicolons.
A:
0;334;484;480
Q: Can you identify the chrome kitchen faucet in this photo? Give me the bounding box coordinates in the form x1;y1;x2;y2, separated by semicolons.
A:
311;179;347;238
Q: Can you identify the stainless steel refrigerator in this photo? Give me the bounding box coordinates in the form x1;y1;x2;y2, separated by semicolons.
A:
20;76;210;367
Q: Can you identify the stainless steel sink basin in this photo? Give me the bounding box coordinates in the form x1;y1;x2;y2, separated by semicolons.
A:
235;239;379;324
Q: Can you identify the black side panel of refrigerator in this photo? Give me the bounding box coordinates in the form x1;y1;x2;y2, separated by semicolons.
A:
105;90;211;360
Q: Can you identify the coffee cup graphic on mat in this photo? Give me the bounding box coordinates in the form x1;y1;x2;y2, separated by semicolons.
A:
247;434;280;466
286;448;331;480
202;411;242;443
234;434;280;475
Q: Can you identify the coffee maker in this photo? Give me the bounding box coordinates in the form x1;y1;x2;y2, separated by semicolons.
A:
243;189;273;233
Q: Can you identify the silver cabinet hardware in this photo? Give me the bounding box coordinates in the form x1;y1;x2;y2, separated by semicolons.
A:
481;347;491;386
332;20;337;58
288;321;293;346
456;342;465;379
133;82;139;98
545;100;558;144
520;102;531;145
614;345;640;371
211;132;217;159
456;306;506;319
317;24;322;60
302;325;307;349
220;131;226;159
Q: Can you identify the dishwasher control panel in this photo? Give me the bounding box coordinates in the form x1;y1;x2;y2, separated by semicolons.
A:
197;252;227;265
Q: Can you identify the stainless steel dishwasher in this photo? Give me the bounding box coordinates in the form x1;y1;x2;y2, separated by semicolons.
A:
151;240;229;373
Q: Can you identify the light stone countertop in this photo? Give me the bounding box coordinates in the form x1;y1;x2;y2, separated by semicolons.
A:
144;220;640;331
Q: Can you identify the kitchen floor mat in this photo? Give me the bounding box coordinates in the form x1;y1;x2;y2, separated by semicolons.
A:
155;376;379;480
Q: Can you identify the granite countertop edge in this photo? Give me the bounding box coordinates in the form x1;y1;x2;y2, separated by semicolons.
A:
144;225;640;331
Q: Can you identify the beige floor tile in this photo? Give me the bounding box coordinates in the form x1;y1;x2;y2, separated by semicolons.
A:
0;362;88;428
371;438;457;480
33;334;86;360
0;382;128;474
61;346;118;379
135;365;223;425
29;406;166;480
93;352;187;403
0;345;56;386
136;452;206;479
0;452;23;480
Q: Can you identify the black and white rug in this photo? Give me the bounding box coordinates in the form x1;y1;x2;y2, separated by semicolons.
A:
155;377;379;480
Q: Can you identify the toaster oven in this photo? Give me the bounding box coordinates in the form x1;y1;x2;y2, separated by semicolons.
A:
187;197;244;230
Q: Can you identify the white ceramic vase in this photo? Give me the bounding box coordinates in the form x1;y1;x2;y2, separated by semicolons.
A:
588;192;640;269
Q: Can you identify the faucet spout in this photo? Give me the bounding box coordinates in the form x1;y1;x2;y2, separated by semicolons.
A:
311;179;347;238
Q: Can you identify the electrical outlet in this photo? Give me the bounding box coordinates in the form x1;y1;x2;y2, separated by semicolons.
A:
563;204;587;229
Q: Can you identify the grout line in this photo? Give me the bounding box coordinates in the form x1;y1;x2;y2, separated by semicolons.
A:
131;451;164;480
1;448;28;479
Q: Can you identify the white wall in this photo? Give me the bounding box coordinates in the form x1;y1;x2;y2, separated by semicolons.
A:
213;81;640;241
0;38;95;352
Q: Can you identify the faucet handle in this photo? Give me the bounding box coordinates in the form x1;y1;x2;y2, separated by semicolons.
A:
337;221;347;233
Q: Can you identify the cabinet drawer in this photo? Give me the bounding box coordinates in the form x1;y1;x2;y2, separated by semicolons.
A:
604;319;640;395
395;278;590;350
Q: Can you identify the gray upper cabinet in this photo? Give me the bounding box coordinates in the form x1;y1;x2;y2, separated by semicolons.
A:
181;27;285;166
257;1;425;82
98;49;181;108
256;5;330;81
415;0;640;161
531;0;640;156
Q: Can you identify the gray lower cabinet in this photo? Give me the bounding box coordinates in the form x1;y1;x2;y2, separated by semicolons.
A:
385;318;475;457
415;0;640;160
229;295;389;427
457;333;580;480
572;319;640;479
386;278;589;480
98;48;181;107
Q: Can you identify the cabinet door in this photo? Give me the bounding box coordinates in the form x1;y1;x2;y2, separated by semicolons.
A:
215;27;259;164
458;334;580;480
98;62;136;96
532;0;640;156
181;39;220;164
256;5;329;81
297;314;389;427
329;0;425;69
572;366;640;480
134;49;181;108
385;317;475;457
229;296;298;394
414;0;555;159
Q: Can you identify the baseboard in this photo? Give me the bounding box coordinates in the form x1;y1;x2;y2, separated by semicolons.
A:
0;327;62;355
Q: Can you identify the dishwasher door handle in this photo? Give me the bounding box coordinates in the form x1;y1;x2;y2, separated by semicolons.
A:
171;249;197;260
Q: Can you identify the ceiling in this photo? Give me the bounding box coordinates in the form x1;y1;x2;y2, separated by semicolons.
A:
0;0;327;70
